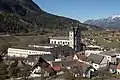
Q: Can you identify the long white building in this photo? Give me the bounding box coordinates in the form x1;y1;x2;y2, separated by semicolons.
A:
8;47;52;58
28;44;57;49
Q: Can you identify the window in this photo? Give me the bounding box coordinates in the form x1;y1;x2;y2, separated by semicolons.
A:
118;72;119;74
60;41;62;44
58;42;60;44
65;42;67;44
63;42;65;44
82;53;84;55
68;42;69;45
51;41;53;43
54;41;56;44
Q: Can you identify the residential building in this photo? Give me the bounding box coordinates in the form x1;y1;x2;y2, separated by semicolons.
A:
52;60;78;70
28;54;55;66
31;57;57;77
82;64;96;78
86;54;108;70
99;51;118;64
73;52;87;61
85;45;103;57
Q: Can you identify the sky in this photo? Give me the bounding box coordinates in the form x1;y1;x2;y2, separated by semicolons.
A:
34;0;120;22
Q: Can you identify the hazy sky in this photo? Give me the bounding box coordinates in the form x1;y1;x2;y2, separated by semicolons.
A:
34;0;120;22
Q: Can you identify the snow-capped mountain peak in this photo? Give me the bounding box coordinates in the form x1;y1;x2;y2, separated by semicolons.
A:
84;14;120;28
111;14;120;19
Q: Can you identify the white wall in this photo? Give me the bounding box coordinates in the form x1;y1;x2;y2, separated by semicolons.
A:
85;50;103;57
116;54;120;58
117;69;120;74
73;54;78;60
49;31;75;49
92;63;99;70
28;45;55;49
8;48;51;58
105;55;111;62
92;57;107;70
69;31;74;49
50;39;70;46
99;54;117;63
100;57;108;67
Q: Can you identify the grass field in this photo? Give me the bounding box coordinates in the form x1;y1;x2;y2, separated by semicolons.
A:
82;30;120;48
0;29;120;50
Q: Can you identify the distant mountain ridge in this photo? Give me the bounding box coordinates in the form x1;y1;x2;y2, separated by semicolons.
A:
84;14;120;28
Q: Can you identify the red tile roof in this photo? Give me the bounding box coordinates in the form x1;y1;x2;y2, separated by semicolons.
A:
117;63;120;69
75;53;87;61
52;66;61;71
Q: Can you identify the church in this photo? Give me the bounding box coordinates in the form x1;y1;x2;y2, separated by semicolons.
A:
49;26;83;52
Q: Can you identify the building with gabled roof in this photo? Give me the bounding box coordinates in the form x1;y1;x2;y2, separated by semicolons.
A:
82;64;96;78
30;57;57;77
99;51;119;64
86;54;108;70
73;52;87;61
28;54;55;66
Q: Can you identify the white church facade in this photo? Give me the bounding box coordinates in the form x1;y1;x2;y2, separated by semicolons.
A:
49;31;75;49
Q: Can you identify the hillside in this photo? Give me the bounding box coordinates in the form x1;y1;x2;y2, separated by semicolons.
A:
0;0;91;35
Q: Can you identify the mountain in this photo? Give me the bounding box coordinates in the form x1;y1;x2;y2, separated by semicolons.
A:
0;0;91;35
84;15;120;28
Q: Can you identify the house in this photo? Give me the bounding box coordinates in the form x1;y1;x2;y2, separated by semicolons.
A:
82;64;96;78
52;60;78;70
99;51;118;64
55;55;73;62
8;46;54;58
73;52;86;61
85;45;103;57
28;54;55;66
31;57;57;77
86;54;108;70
